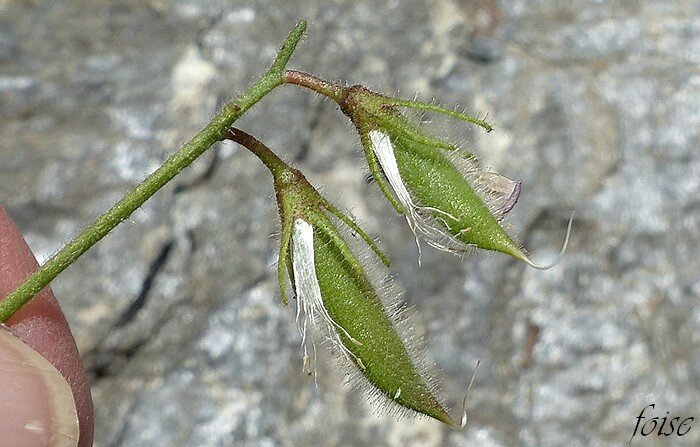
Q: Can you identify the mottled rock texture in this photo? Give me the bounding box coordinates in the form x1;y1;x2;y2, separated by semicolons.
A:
1;1;698;446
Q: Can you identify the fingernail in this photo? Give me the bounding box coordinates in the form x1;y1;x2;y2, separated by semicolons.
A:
0;325;79;446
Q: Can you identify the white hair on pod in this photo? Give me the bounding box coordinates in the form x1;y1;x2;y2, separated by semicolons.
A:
368;130;475;260
291;218;363;377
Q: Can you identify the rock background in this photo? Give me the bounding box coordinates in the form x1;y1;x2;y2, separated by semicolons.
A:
1;1;698;446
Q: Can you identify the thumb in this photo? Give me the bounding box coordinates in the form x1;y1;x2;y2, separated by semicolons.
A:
0;205;93;446
0;325;79;446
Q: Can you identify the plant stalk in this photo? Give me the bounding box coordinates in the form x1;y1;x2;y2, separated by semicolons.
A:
0;20;308;322
282;69;344;101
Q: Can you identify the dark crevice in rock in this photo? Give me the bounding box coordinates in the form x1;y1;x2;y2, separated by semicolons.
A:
88;338;148;381
86;236;176;380
115;238;175;327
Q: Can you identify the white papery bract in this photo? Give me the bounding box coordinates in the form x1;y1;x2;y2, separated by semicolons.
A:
291;218;362;374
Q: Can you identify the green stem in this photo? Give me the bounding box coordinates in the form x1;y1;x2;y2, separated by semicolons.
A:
0;20;308;323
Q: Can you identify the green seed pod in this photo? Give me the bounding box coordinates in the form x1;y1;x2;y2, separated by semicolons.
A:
226;128;463;427
368;129;523;258
338;86;572;268
288;212;458;425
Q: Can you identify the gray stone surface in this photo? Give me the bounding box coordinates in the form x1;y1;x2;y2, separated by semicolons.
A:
1;1;698;446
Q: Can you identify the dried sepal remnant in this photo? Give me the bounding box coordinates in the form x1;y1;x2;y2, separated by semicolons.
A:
477;172;522;222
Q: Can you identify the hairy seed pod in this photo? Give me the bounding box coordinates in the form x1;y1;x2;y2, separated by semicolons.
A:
225;128;462;427
368;129;523;257
289;212;457;425
337;86;572;268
